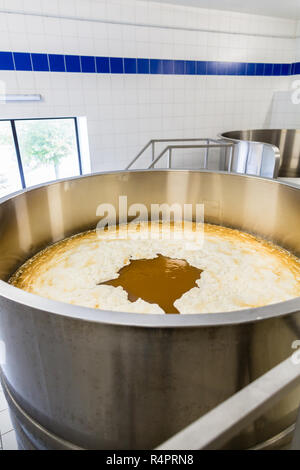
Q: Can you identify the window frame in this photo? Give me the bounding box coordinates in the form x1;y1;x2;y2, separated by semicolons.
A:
0;116;83;191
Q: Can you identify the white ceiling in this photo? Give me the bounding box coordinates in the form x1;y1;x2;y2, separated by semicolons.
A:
148;0;300;20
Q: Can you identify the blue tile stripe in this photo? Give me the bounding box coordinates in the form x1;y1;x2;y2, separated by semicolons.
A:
0;51;299;76
13;52;32;71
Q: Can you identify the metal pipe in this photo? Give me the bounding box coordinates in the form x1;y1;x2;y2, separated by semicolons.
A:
156;355;300;450
127;138;224;170
147;143;233;169
168;148;172;168
125;140;153;170
227;144;234;172
204;139;209;169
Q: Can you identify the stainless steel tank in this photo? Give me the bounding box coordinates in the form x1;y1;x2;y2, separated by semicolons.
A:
0;170;300;450
221;129;300;178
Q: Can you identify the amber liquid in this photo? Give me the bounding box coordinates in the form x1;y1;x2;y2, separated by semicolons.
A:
99;254;202;313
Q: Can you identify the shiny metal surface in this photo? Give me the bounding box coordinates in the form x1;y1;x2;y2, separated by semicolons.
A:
0;371;81;450
0;170;300;449
157;355;300;450
221;129;300;178
1;368;296;451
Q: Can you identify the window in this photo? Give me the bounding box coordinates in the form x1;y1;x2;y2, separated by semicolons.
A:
0;121;23;196
0;118;82;198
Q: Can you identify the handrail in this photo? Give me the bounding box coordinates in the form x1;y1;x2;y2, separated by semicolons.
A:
156;353;300;450
125;140;153;170
125;138;227;170
147;142;234;170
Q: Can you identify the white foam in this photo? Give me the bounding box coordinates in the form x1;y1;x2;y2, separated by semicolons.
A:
12;222;300;314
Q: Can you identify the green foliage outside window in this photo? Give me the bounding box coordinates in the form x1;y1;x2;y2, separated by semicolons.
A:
18;120;75;178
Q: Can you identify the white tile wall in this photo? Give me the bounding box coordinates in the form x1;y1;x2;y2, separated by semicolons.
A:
296;21;300;62
0;0;299;172
0;382;18;451
1;4;297;62
268;20;300;129
267;90;300;129
1;430;18;451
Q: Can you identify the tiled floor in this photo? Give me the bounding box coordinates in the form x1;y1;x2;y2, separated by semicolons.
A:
0;383;18;450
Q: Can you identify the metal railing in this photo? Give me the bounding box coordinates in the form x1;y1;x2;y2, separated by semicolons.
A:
156;353;300;450
125;138;234;171
147;142;234;171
